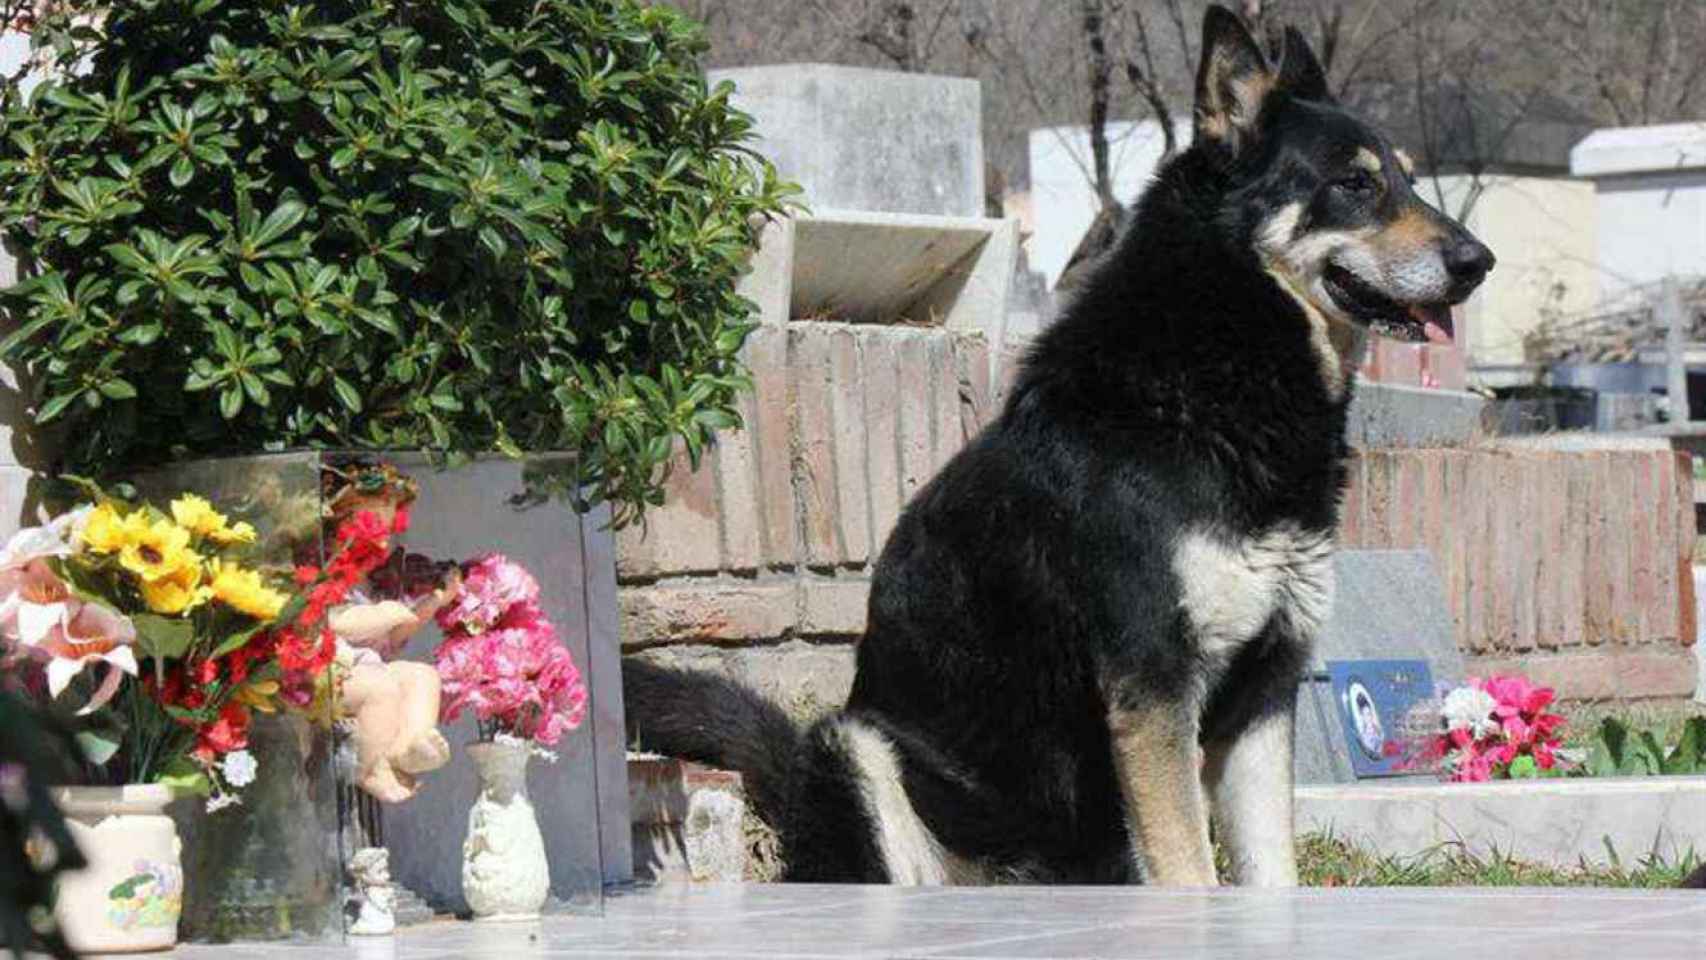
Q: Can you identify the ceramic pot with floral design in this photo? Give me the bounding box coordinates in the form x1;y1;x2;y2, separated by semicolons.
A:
52;784;182;954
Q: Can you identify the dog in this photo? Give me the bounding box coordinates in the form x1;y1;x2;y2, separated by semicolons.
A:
624;5;1493;887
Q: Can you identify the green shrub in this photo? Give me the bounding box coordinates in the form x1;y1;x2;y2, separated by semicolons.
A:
1578;716;1706;777
0;0;795;524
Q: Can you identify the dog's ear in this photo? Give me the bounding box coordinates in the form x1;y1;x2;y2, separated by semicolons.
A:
1193;5;1274;151
1277;26;1332;103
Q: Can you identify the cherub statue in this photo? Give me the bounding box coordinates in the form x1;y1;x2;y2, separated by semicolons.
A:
322;459;460;804
347;846;397;936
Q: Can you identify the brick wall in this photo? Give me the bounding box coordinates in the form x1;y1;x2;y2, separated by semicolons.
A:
1341;447;1699;700
621;323;1700;706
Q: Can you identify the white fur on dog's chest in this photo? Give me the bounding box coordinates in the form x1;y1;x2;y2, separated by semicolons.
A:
1171;525;1335;659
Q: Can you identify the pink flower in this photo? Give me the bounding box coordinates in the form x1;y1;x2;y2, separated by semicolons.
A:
433;556;586;747
22;599;138;716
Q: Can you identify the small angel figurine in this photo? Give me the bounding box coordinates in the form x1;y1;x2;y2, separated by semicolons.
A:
321;459;459;803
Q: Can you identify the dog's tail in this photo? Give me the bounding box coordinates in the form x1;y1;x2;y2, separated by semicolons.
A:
1682;863;1706;889
621;657;802;827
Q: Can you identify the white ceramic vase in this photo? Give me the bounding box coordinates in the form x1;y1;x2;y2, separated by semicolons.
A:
52;784;182;954
462;740;549;922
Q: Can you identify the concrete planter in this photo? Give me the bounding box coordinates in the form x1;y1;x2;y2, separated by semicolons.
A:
1295;775;1706;867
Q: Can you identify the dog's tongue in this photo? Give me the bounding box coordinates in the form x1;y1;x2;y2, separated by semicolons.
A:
1410;304;1455;345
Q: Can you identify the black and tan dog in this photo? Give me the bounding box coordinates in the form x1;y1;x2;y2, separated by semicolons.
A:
625;6;1493;887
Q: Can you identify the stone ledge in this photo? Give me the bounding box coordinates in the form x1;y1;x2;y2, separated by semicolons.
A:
1471;648;1700;701
1295;776;1706;867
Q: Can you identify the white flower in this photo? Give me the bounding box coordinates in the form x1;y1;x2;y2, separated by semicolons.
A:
205;793;241;814
221;750;258;788
1440;686;1499;739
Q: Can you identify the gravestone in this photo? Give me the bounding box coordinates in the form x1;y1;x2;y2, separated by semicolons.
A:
706;64;985;219
1295;550;1464;785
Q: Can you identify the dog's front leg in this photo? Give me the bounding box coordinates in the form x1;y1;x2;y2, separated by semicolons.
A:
1202;706;1298;887
1108;702;1217;886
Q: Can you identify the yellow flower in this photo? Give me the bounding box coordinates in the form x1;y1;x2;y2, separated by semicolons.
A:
210;520;257;545
208;560;288;620
79;503;130;554
170;494;257;545
140;563;211;615
233;679;280;713
119;518;199;583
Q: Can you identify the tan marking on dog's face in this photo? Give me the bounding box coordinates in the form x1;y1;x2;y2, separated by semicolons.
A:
1373;208;1442;251
1351;148;1383;175
1394;148;1415;178
1253;202;1368;398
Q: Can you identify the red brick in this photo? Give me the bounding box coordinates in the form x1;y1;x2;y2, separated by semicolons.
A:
1469;648;1700;702
896;332;934;503
744;327;796;569
715;387;764;573
1417;450;1446;569
1462;452;1495;653
1392;451;1422;548
799;577;871;636
931;334;962;472
1607;454;1636;644
619;581;796;647
1337;451;1364;547
1674;451;1699;647
1559;454;1587;649
1630;452;1658;642
956;333;992;440
616;443;722;580
1441;451;1469;643
829;327;871;566
1648;452;1679;643
1583;455;1614;646
1535;459;1567;650
1363;450;1394;548
792;328;839;568
1487;454;1519;654
864;333;903;554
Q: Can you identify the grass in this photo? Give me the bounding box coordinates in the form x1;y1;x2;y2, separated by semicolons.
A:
1291;832;1701;888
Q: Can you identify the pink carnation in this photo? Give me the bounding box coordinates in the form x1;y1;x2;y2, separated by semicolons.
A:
1393;673;1568;783
433;555;586;746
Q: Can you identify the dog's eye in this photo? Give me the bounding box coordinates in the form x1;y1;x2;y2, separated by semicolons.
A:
1334;170;1381;196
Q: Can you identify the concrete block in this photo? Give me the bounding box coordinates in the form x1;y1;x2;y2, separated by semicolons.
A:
708;64;985;219
1345;381;1487;449
1297;777;1706;868
738;217;795;327
1297;550;1463;786
930;335;961;472
628;759;748;884
631;640;856;726
620;581;796;647
800;577;870;636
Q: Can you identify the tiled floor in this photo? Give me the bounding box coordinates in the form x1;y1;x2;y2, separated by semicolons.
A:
173;883;1706;960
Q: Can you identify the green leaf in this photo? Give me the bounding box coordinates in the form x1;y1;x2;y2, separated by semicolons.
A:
332;376;362;412
170;154;195;188
220;385;244;419
133;614;196;660
98;378;138;400
209;622;268;660
251;200;307;248
76;732;121;766
155;756;210;796
1507;755;1538;779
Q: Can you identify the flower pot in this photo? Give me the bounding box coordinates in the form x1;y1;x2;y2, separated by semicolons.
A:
463;740;549;921
52;784;182;954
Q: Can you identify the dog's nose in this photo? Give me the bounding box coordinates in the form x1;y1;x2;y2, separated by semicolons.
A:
1444;238;1495;290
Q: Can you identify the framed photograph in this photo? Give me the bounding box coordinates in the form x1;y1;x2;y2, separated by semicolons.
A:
1325;659;1435;778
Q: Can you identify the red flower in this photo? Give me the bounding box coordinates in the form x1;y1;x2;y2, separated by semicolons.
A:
197;702;250;756
391;505;412;534
194;658;219;686
295;565;321;586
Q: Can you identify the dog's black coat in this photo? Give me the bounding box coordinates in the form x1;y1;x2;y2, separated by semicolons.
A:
625;10;1481;884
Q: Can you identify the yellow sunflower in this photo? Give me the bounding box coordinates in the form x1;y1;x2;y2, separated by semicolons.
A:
208;560;288;620
78;503;130;554
140;563;211;615
119;517;199;583
209;520;258;546
232;679;280;713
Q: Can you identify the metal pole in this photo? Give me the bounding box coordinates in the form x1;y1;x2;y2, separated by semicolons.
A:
1665;278;1690;426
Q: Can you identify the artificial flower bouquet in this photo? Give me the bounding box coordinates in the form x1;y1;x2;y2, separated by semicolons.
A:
433;553;587;750
1390;674;1569;782
0;485;400;811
